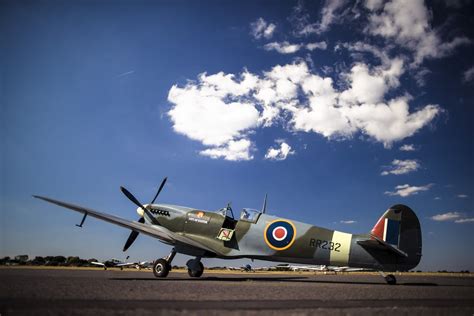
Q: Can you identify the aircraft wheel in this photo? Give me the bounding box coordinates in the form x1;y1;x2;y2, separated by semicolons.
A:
188;261;204;278
153;259;170;278
385;274;396;285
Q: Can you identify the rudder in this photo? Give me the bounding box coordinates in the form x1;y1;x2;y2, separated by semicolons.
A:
369;204;422;270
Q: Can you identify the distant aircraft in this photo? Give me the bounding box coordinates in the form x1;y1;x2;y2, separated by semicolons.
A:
35;177;422;284
90;258;136;270
259;263;366;272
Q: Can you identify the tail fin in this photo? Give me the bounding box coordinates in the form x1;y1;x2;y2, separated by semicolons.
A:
360;205;422;271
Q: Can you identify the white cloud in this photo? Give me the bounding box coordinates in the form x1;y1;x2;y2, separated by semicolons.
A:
341;41;392;66
413;68;431;87
200;139;253;161
264;42;302;54
381;159;420;175
250;18;276;39
339;97;440;147
364;0;384;10
306;41;328;51
431;212;474;223
340;220;357;224
457;194;468;198
431;212;462;221
434;197;441;200
168;61;441;160
265;141;295;161
168;83;259;147
455;218;474;223
463;66;474;83
365;0;471;66
399;144;416;151
385;183;432;197
263;41;327;54
339;58;404;105
299;0;348;35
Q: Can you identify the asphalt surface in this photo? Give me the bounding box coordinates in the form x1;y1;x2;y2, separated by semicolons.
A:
1;268;473;315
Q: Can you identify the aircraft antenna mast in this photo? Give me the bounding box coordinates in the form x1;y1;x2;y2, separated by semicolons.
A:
262;194;268;214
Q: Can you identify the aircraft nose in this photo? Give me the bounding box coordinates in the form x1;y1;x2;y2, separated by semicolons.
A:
137;207;144;217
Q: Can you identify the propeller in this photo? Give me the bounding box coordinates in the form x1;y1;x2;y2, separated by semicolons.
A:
121;177;167;252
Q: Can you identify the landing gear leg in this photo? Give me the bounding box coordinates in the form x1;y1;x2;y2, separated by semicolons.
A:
153;248;176;278
186;257;204;278
379;271;397;285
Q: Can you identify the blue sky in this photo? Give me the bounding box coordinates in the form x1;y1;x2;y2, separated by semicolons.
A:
1;0;473;271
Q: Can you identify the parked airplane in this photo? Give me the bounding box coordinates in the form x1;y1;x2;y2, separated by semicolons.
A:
90;258;136;270
258;263;368;272
34;177;422;284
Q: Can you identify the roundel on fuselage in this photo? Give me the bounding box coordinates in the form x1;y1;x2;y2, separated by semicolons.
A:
264;219;296;251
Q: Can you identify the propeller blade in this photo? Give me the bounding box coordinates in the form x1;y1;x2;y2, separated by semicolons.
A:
150;177;167;204
122;217;145;252
120;186;146;211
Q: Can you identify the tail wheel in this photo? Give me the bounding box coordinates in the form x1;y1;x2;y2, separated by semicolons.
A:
385;274;397;285
188;261;204;278
153;259;170;278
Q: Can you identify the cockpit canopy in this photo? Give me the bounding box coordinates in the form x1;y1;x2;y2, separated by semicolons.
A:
216;206;261;223
240;208;261;223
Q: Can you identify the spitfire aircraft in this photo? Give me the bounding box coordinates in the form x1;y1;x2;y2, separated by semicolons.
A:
34;177;422;284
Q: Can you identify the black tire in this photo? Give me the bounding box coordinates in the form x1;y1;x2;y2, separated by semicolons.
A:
385;274;397;285
153;259;170;278
187;261;204;278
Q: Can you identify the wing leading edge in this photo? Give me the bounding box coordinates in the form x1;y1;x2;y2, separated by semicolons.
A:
33;195;215;253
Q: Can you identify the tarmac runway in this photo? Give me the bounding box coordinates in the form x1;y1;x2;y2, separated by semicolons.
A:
1;268;473;315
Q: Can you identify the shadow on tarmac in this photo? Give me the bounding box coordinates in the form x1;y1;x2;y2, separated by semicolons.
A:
109;276;439;286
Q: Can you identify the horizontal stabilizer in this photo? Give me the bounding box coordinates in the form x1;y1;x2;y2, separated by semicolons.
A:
357;235;408;258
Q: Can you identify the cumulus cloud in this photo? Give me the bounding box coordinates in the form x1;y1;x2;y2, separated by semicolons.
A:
339;58;404;105
263;41;327;54
265;141;295;161
381;159;420;175
399;144;416;151
200;139;253;161
385;183;432;197
365;0;471;66
463;66;474;83
168;61;441;160
250;18;276;39
340;220;357;224
168;81;259;147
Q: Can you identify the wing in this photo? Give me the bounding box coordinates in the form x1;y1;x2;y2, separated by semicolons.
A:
90;261;105;267
115;262;137;267
33;195;215;253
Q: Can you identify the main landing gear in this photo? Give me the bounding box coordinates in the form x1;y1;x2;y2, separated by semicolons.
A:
379;271;397;285
186;257;204;278
152;248;205;278
153;248;176;278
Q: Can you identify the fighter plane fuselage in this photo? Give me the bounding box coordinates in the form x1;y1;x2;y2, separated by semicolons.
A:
146;203;421;272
